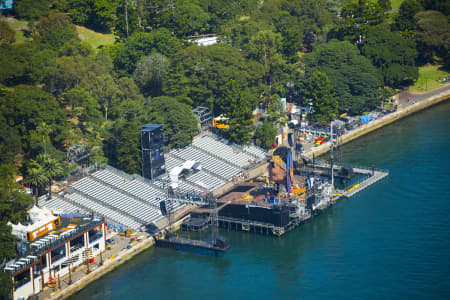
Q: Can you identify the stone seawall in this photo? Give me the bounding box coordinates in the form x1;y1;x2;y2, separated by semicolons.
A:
47;217;188;300
305;90;450;158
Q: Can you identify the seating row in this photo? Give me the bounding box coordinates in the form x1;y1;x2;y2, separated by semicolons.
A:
92;170;166;205
186;170;225;191
193;135;255;168
40;197;86;215
67;193;142;230
170;147;240;179
72;177;162;224
242;144;267;160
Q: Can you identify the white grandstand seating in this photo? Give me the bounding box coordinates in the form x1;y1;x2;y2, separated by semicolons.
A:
185;170;225;191
164;155;184;172
66;193;142;230
40;196;86;215
192;135;255;168
92;169;184;211
242;144;267;160
170;147;240;179
41;134;266;232
72;177;163;225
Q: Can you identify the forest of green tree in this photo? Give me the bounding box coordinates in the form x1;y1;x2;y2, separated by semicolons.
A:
0;0;449;295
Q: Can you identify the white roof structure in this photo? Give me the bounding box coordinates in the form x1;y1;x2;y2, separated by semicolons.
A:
191;36;218;46
169;160;202;189
8;206;59;241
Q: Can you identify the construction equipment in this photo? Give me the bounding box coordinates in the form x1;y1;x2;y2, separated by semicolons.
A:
212;115;229;129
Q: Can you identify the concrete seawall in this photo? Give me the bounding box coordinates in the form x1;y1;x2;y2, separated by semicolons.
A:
305;90;450;158
45;238;154;300
45;89;449;300
46;217;188;300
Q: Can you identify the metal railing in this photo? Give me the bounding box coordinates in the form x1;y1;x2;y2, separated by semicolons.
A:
106;165;135;181
5;218;103;275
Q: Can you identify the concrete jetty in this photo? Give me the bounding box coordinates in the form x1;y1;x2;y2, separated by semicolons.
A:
338;168;389;198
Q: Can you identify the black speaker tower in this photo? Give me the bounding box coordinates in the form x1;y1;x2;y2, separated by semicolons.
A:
141;124;166;180
159;200;168;216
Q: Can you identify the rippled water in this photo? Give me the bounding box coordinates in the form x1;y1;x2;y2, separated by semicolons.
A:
71;101;450;300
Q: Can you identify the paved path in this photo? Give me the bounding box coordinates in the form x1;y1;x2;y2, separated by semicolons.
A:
398;83;450;108
36;232;145;299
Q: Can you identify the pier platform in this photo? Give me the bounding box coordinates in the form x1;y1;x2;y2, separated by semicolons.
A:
337;167;389;198
217;216;295;236
155;235;230;256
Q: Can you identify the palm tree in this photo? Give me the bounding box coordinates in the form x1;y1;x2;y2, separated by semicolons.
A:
37;122;51;154
25;168;48;206
39;154;63;200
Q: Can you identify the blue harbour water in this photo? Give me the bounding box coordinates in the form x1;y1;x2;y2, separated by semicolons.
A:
71;101;450;300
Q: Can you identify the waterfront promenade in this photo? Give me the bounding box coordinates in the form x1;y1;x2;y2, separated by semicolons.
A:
66;99;450;300
37;216;188;300
36;232;150;300
304;84;450;158
37;85;449;300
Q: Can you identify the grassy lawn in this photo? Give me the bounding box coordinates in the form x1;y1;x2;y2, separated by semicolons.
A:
5;17;115;50
76;26;115;51
390;0;404;10
409;64;450;93
5;18;32;44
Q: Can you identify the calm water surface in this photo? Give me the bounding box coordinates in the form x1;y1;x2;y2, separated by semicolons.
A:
71;101;450;300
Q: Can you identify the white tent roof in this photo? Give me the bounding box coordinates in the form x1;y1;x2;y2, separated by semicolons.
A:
9;206;58;241
182;160;196;169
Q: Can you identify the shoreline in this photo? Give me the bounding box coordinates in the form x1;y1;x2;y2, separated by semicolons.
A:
44;216;188;300
304;89;450;158
43;88;450;300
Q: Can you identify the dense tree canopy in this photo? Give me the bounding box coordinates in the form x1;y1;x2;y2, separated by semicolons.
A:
113;29;183;76
14;0;51;20
414;10;450;61
57;0;120;32
0;42;57;86
166;44;264;113
0;86;69;156
361;27;418;87
329;0;385;42
105;99;146;174
0;164;33;224
254;119;277;150
0;20;15;44
307;72;338;123
420;0;450;15
148;96;199;148
114;1;140;38
304;40;380;114
222;80;253;145
0;163;34;297
392;0;424;32
133;53;169;97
